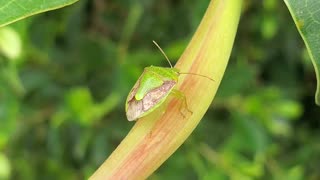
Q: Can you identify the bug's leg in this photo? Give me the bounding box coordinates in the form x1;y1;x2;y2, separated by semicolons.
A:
171;89;193;118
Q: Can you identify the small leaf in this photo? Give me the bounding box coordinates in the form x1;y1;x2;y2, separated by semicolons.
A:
0;0;79;27
65;87;94;124
284;0;320;105
0;26;21;59
0;153;11;179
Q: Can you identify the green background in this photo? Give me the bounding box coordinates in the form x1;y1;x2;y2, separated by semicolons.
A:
0;0;319;179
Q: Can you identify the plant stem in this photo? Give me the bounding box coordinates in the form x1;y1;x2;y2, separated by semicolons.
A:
90;0;242;179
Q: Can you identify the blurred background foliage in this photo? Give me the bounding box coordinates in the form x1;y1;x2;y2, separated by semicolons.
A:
0;0;319;179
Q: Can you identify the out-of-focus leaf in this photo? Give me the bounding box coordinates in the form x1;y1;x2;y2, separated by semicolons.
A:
65;87;95;125
284;0;320;105
261;14;277;39
0;153;10;179
0;0;79;27
216;61;257;98
0;26;21;60
0;84;18;148
63;88;120;125
286;166;304;180
274;100;302;119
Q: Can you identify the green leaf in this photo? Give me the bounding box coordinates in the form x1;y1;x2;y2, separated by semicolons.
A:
284;0;320;105
0;153;11;179
0;0;79;27
0;26;21;59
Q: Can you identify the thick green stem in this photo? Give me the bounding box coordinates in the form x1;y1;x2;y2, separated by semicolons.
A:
90;0;242;179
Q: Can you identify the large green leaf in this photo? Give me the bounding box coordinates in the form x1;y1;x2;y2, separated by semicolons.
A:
0;0;78;27
284;0;320;105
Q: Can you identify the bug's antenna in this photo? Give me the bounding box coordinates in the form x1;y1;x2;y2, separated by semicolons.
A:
179;72;215;82
153;40;173;68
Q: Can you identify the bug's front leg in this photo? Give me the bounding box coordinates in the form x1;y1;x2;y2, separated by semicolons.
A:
171;89;193;118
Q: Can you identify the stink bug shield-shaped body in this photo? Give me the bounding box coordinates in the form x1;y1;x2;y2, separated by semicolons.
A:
126;66;179;121
125;41;213;121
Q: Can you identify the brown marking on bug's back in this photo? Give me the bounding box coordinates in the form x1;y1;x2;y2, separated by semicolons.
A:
126;80;176;121
142;81;176;110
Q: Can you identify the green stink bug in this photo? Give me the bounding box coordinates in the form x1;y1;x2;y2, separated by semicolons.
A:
125;41;214;121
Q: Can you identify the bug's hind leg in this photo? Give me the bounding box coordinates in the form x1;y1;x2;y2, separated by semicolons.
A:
171;89;193;118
